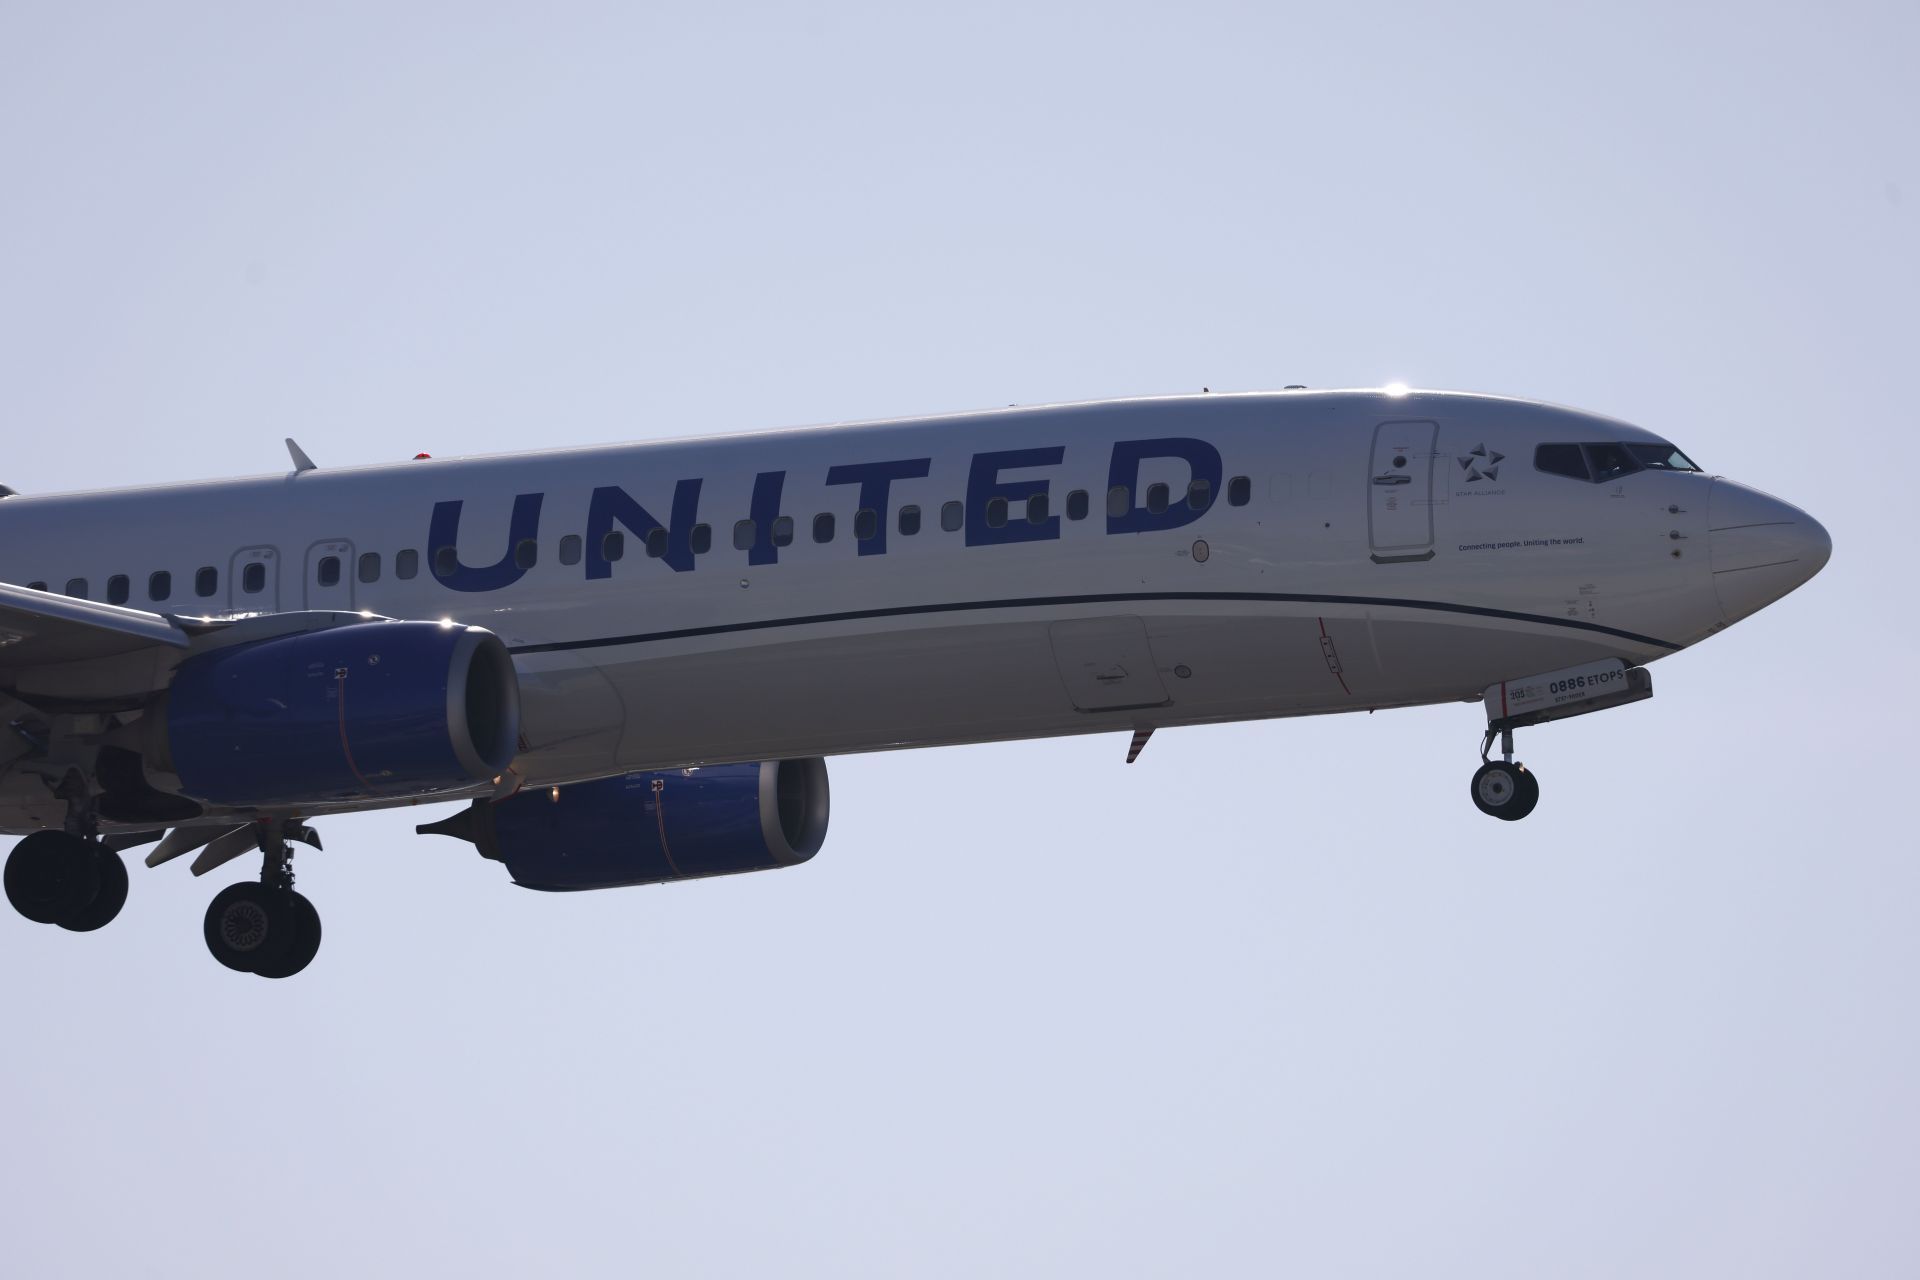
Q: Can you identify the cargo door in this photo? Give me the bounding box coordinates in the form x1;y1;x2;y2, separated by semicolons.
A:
1367;419;1438;563
1049;616;1170;712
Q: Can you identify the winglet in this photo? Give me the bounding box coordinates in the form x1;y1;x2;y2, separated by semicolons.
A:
285;438;317;472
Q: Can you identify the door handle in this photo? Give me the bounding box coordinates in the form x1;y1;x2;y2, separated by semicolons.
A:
1372;474;1412;486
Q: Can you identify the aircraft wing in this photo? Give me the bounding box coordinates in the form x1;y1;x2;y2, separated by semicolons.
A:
0;581;194;669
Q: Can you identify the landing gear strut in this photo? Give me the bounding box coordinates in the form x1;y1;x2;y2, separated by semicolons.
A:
1471;726;1540;822
203;822;322;979
2;773;129;931
1469;658;1655;821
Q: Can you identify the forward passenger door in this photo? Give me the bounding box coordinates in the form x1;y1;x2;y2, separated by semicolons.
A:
1367;420;1438;563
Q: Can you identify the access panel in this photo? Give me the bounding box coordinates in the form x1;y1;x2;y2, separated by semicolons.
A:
1048;616;1171;712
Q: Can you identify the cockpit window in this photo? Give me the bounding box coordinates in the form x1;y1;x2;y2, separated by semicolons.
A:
1535;440;1704;484
1585;443;1641;482
1534;444;1589;481
1626;442;1701;472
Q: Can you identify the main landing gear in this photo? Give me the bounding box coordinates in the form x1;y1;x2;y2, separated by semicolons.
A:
5;808;324;979
4;829;129;931
4;770;130;931
203;823;322;979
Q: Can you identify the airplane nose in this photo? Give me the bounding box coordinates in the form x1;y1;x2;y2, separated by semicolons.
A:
1708;479;1832;625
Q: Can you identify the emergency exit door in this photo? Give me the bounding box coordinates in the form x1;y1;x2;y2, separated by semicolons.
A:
1367;419;1438;563
228;545;281;612
304;539;356;610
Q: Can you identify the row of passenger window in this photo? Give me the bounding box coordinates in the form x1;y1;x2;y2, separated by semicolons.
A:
467;475;1253;571
35;475;1255;602
27;561;275;605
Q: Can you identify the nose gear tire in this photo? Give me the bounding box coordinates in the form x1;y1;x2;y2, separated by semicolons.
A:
1471;761;1539;821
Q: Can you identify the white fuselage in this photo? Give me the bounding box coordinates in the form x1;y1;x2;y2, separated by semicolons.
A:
0;389;1825;830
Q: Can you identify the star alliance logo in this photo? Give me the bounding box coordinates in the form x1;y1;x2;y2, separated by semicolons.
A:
1458;443;1504;482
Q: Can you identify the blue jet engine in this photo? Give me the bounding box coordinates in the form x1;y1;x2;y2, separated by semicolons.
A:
416;760;830;890
156;621;521;806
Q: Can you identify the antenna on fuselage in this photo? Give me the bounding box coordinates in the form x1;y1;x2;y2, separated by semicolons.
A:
1126;726;1154;763
285;438;318;473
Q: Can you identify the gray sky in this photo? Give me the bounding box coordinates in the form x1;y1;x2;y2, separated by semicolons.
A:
2;3;1915;1275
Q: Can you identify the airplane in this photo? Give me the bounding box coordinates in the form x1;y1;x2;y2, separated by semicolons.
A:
0;387;1830;978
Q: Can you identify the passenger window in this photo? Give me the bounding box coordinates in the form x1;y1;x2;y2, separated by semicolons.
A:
434;547;457;577
855;508;878;541
1227;475;1252;506
644;528;667;559
1106;485;1130;518
27;581;47;592
985;497;1008;529
733;519;756;551
394;551;418;581
558;535;582;566
1187;478;1212;510
107;574;130;605
243;563;266;594
772;516;795;547
1533;444;1589;481
513;539;537;569
149;571;172;602
317;556;341;588
813;513;835;543
605;531;628;562
1146;483;1170;515
689;524;712;555
1027;493;1049;524
65;578;88;598
940;501;963;532
195;567;218;597
898;504;921;536
358;552;381;583
1585;443;1642;482
1066;490;1089;521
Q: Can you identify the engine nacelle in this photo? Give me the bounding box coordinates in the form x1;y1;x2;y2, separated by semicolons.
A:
157;621;520;806
417;759;830;891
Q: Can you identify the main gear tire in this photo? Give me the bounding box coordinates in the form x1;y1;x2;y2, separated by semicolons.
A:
204;882;296;974
5;831;101;925
253;892;321;980
57;847;128;933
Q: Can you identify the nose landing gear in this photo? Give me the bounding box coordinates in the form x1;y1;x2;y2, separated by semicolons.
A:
1472;726;1540;821
203;822;323;979
1468;658;1654;821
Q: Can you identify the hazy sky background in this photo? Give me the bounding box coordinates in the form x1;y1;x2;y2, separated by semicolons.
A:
2;3;1915;1275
